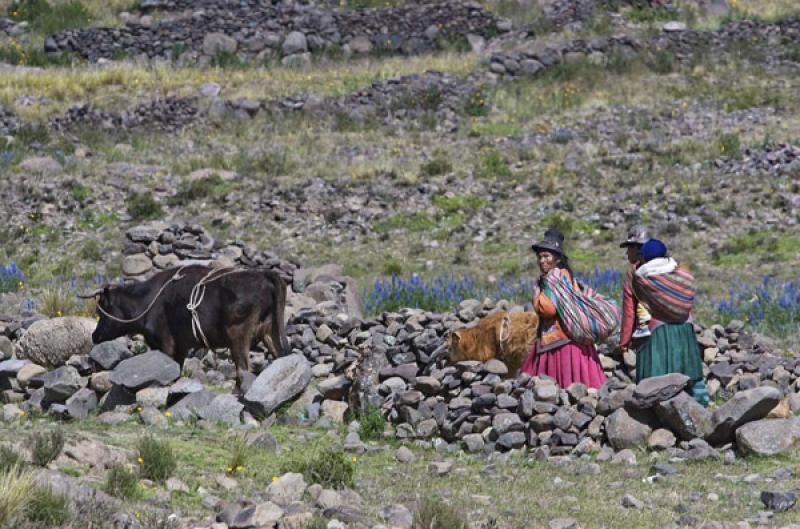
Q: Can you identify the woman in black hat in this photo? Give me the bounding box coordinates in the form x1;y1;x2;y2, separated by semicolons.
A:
520;229;607;388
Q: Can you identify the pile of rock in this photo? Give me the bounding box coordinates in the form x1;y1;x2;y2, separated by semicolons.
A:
121;221;362;318
715;144;800;177
482;35;639;81
44;0;505;64
0;16;26;38
49;97;199;133
2;289;800;459
653;17;800;63
0;104;20;136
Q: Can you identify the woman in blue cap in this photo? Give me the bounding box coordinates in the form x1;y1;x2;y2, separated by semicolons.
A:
633;239;709;406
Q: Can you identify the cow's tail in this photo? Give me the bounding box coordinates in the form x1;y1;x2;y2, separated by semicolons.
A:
269;272;290;356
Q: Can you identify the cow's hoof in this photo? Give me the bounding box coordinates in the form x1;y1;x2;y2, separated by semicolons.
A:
238;371;256;395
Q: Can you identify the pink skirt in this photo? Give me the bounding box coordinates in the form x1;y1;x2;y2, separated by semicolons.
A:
521;341;607;389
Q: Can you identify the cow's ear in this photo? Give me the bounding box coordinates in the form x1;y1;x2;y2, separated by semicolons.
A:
450;331;461;345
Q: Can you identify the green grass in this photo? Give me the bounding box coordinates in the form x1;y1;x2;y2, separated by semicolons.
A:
6;0;92;34
126;192;164;222
414;496;469;529
374;212;435;234
24;486;71;526
136;436;177;484
713;230;800;265
30;429;64;467
0;446;23;474
357;405;386;442
280;448;355;489
168;174;238;206
104;464;141;500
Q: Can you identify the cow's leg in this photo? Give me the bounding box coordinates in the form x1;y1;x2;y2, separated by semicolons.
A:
228;321;256;395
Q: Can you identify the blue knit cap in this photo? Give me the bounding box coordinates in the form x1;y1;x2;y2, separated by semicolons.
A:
640;239;668;262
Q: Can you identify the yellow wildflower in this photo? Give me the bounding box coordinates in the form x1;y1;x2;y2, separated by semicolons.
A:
271;476;278;482
235;465;243;473
137;457;143;464
18;410;25;417
164;411;172;417
226;466;233;473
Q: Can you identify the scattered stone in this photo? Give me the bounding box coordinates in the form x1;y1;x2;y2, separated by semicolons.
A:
760;491;797;513
243;354;312;419
110;351;180;391
15;317;96;368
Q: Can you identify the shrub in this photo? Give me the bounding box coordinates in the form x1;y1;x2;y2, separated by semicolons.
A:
210;50;248;69
168;174;234;206
69;183;92;202
24;486;70;526
432;194;487;214
357;405;385;441
104;464;140;500
413;497;468;529
31;429;64;467
7;0;92;34
0;468;35;526
0;446;24;474
464;87;490;117
474;148;511;180
126;192;164;221
420;153;452;177
280;449;354;489
717;132;741;158
0;262;24;294
136;436;176;483
303;516;329;529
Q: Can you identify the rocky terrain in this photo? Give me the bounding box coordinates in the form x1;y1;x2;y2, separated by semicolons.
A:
1;0;800;528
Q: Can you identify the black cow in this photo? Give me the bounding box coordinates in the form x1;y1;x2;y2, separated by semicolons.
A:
86;265;289;392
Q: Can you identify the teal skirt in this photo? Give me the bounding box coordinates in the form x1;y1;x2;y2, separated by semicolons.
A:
636;323;708;406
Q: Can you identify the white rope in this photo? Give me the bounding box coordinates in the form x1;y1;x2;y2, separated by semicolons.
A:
97;266;187;324
185;267;246;350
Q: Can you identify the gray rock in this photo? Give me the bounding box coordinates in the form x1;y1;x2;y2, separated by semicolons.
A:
199;394;244;426
65;388;97;419
549;518;578;529
379;504;413;529
709;386;782;444
167;389;216;420
492;413;523;434
655;392;712;440
282;31;308;55
736;419;800;456
15;317;96;368
759;491;796;513
243;354;311;419
89;339;131;370
648;429;676;450
318;375;350;399
629;374;689;409
606;408;651;450
462;434;485;453
110;351;180;391
140;406;168;428
621;494;644;509
121;254;152;276
203;32;238;56
266;472;306;505
395;446;416;463
43;366;82;402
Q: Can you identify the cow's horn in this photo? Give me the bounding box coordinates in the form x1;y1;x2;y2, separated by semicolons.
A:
77;288;105;299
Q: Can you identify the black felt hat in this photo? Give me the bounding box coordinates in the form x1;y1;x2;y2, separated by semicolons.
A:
531;228;566;256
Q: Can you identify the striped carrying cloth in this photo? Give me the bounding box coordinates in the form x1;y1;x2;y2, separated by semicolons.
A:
543;270;620;345
632;258;695;323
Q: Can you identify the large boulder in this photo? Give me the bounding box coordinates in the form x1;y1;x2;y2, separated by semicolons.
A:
735;418;800;456
606;408;652;450
243;354;311;419
89;339;132;370
110;351;180;391
654;392;712;441
629;374;689;409
708;386;783;444
203;32;238;55
15;317;96;368
42;366;83;402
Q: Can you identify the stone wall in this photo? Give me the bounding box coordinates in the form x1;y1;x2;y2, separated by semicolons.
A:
44;1;506;64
